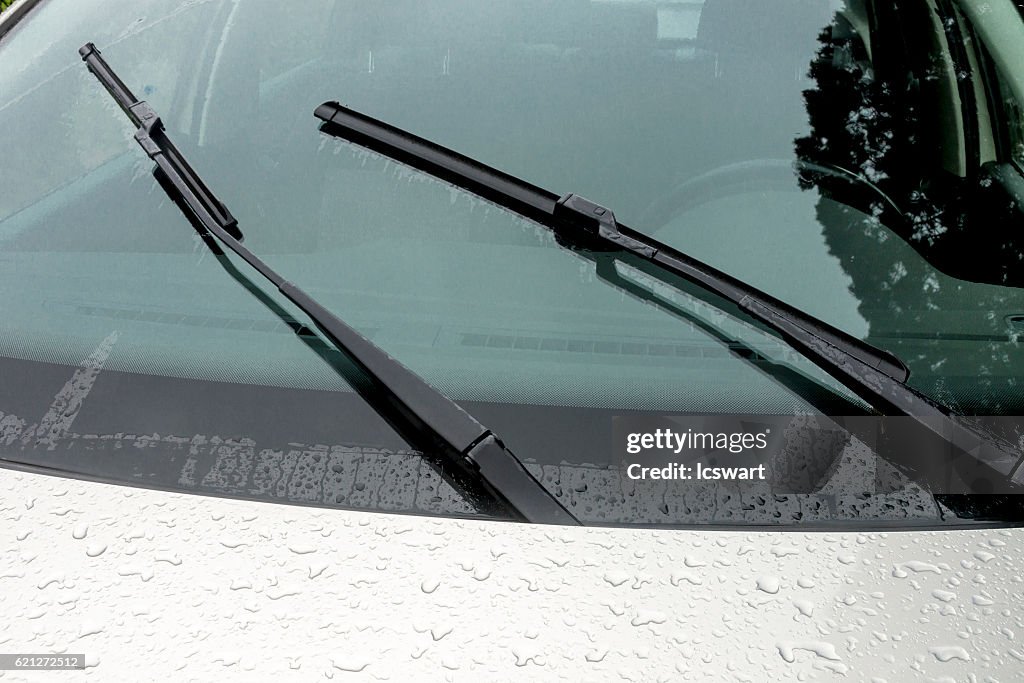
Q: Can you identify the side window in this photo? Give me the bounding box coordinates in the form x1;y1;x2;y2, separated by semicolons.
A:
958;0;1024;168
995;71;1024;166
916;0;972;177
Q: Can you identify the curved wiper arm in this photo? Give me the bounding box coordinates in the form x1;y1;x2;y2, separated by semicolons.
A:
313;100;1024;490
80;43;579;526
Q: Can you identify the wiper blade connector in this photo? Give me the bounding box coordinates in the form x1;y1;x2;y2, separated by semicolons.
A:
80;43;579;526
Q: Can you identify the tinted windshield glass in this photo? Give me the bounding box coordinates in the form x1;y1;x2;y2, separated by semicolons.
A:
2;0;1023;527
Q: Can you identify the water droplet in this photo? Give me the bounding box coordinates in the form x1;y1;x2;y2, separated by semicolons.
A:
630;610;667;627
794;599;814;617
928;646;970;662
603;571;630;587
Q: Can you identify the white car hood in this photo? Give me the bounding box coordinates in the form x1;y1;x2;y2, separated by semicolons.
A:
1;468;1021;681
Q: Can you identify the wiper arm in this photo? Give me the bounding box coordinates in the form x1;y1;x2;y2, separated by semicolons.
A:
313;100;1024;491
80;43;579;526
314;101;907;381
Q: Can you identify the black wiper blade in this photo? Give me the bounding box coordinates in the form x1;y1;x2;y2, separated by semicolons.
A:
79;44;243;242
313;101;908;381
313;100;1024;490
80;43;579;526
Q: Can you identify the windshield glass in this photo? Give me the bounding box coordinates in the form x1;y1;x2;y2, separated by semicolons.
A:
2;0;1023;527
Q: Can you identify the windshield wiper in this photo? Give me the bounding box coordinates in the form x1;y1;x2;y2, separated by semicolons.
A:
313;100;1024;491
79;43;579;526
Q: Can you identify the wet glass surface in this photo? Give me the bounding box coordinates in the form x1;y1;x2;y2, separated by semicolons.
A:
2;0;1024;525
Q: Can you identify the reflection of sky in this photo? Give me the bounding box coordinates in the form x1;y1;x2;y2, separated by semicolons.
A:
589;0;705;41
656;4;704;41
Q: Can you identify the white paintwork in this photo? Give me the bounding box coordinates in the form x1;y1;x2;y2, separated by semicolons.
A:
1;469;1021;681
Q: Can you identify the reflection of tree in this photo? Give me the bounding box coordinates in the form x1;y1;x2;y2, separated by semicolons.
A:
795;25;904;194
794;13;1024;416
793;16;969;268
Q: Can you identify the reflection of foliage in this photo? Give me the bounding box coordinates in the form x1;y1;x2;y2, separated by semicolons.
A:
794;14;1024;416
793;21;963;255
794;23;955;334
795;12;1024;288
795;27;903;189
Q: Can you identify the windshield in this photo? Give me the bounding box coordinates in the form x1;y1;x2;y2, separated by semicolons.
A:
2;0;1023;527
